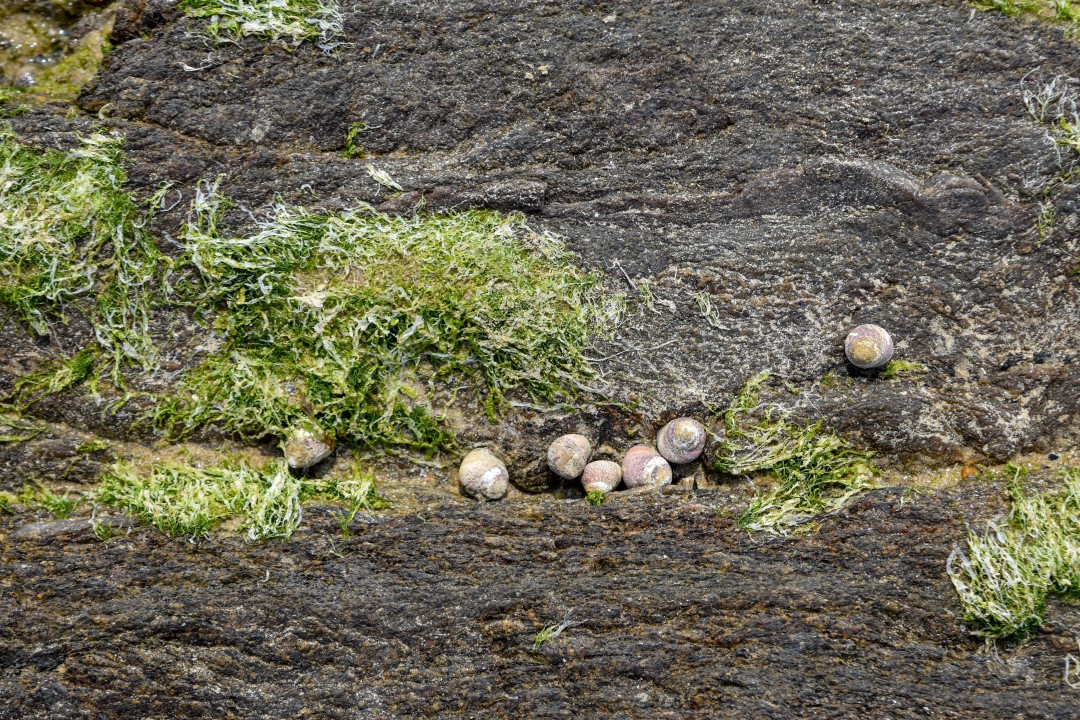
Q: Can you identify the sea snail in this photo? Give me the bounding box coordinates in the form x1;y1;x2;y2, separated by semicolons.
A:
581;460;622;493
656;417;706;464
459;448;509;501
547;433;592;480
283;427;336;470
844;324;894;369
621;445;673;489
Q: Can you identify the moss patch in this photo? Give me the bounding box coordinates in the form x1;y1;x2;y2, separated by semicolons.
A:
947;465;1080;641
713;373;876;535
153;180;611;453
179;0;344;49
0;125;163;385
97;456;387;540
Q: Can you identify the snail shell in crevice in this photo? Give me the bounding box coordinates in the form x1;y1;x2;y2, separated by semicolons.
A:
581;460;622;493
844;323;894;369
283;427;336;470
621;445;673;489
656;417;706;465
547;433;592;480
459;448;509;501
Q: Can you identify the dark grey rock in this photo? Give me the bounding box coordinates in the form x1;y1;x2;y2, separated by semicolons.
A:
1;5;1080;713
0;484;1077;718
10;518;93;541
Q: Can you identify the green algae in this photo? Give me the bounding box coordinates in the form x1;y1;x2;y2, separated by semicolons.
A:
713;373;876;535
152;180;612;453
948;465;1080;641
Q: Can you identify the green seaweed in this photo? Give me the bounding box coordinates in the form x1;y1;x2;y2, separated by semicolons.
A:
947;465;1080;641
96;456;388;541
880;359;927;380
0;126;164;386
152;180;611;453
179;0;344;48
713;373;875;535
19;484;80;519
0;411;44;444
972;0;1080;30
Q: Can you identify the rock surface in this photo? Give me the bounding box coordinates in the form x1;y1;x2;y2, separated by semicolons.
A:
3;0;1069;474
2;482;1080;718
0;1;1079;715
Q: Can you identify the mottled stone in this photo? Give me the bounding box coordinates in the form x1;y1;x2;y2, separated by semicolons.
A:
546;433;592;480
458;448;509;501
656;417;707;464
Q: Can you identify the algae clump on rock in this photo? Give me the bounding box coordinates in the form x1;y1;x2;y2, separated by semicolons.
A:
148;180;613;453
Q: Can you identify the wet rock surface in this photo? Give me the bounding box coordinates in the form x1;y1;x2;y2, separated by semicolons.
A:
2;486;1080;718
1;1;1080;715
39;0;1080;468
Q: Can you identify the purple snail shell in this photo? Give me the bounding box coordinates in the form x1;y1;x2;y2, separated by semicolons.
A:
547;433;592;480
656;417;706;464
622;445;673;489
581;460;622;493
283;427;336;469
844;323;894;369
459;448;509;501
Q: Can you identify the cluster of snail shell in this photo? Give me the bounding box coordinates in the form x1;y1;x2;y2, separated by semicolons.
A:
285;324;895;492
459;417;708;501
460;323;897;501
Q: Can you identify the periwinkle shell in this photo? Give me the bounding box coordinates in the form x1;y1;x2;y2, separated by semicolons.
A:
547;433;592;480
283;427;336;469
459;448;509;501
621;445;673;489
656;417;706;464
844;323;894;369
581;460;622;493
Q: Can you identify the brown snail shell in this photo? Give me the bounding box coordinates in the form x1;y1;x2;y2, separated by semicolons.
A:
621;445;673;489
459;448;509;501
656;417;706;464
283;427;336;469
581;460;622;493
844;323;894;369
547;433;592;480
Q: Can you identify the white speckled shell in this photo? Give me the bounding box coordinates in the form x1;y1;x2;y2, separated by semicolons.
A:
581;460;622;492
547;433;592;480
844;323;894;369
459;448;509;501
622;445;673;489
283;428;335;469
656;417;706;464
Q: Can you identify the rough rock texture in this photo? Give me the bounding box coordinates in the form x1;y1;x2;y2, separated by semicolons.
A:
1;2;1080;715
48;0;1080;471
2;481;1080;718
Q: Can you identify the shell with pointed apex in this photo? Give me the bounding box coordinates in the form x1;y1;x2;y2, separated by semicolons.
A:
581;460;622;493
547;433;592;479
283;427;336;469
621;445;673;489
656;417;706;464
459;448;509;501
844;323;894;369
